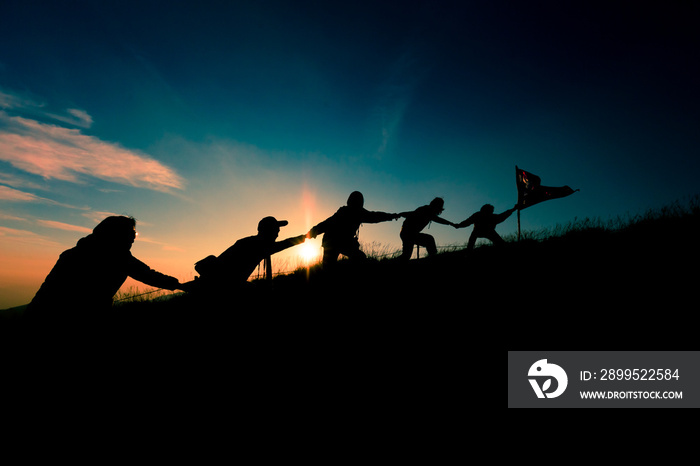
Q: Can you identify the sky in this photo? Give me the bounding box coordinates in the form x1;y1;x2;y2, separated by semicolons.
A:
1;0;699;308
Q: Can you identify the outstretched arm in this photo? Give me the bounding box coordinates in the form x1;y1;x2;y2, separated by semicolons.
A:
128;256;182;291
455;213;476;229
271;234;306;254
307;213;335;238
363;210;401;223
432;215;457;227
494;208;517;224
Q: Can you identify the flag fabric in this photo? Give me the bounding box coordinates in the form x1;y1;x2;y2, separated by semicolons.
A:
516;166;578;210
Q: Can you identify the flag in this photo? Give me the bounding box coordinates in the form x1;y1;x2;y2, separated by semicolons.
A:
516;166;578;210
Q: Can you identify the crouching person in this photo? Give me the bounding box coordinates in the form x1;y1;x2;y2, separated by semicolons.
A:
23;216;188;330
188;216;306;301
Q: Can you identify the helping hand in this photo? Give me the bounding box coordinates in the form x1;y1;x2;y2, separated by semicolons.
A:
178;280;198;293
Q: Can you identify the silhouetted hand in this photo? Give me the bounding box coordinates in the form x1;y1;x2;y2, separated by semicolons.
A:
306;229;318;239
178;280;198;293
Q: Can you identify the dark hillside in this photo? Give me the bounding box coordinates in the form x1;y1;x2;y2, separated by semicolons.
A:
3;200;697;416
3;199;698;352
105;197;699;352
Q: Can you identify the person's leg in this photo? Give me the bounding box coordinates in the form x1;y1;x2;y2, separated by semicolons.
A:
322;247;340;266
486;231;505;246
467;231;478;251
344;244;367;261
338;237;367;262
399;232;415;261
416;233;437;256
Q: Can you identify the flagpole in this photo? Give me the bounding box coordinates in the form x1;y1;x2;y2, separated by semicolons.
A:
515;165;521;242
265;256;272;281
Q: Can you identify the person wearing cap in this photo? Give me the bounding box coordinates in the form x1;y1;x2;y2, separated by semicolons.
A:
307;191;401;265
196;216;306;288
456;204;518;250
397;197;458;261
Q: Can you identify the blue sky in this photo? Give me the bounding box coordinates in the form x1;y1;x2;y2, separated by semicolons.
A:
1;1;699;308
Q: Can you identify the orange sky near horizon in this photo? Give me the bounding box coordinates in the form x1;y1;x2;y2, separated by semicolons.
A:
0;186;412;309
3;2;699;310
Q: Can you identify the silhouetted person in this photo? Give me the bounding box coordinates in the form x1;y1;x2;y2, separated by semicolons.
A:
397;197;457;261
192;216;306;292
307;191;400;265
23;216;186;327
456;204;517;250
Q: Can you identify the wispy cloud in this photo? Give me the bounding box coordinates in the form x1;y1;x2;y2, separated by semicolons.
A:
375;97;410;157
0;184;47;202
0;172;45;190
0;184;85;209
371;50;425;158
36;219;92;234
43;108;94;129
0;111;185;193
0;226;61;248
1;88;91;128
0;89;44;111
0;212;29;222
137;235;186;252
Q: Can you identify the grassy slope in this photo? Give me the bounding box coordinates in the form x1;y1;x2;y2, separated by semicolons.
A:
3;201;697;419
3;199;699;351
111;198;699;350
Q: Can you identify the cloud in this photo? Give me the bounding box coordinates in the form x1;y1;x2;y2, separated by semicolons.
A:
0;212;29;222
0;184;84;209
36;219;92;234
0;226;60;248
42;108;94;129
136;236;186;252
375;97;409;156
67;109;93;127
0;90;43;111
1;88;92;128
370;51;423;158
0;111;185;192
0;172;45;190
0;184;41;202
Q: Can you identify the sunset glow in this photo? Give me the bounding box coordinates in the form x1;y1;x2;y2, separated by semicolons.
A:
1;2;698;309
299;242;321;266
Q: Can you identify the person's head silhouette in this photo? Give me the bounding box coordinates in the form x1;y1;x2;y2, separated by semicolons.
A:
92;216;137;251
347;191;364;209
257;216;289;241
429;197;445;215
480;204;495;215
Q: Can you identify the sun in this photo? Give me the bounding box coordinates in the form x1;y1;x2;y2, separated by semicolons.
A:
299;242;320;265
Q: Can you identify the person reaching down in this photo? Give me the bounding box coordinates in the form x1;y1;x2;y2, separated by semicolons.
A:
456;204;517;251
